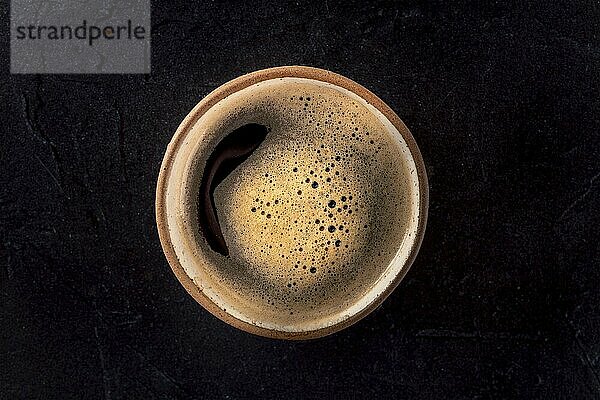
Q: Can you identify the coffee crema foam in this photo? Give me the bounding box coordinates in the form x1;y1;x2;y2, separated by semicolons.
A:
175;77;420;332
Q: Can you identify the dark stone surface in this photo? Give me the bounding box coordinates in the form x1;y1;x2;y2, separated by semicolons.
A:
1;1;599;398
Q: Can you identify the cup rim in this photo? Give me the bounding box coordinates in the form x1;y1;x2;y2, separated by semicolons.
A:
155;66;429;340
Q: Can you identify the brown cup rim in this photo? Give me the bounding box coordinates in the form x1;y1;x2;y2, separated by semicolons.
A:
155;66;429;340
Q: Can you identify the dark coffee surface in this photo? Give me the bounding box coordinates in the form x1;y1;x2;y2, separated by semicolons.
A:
198;123;269;256
2;1;599;399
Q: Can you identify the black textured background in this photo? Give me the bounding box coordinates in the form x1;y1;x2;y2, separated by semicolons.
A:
2;1;599;399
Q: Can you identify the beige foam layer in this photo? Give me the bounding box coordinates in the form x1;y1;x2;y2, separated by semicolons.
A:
164;77;420;332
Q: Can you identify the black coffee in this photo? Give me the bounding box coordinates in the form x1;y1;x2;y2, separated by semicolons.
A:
198;123;269;256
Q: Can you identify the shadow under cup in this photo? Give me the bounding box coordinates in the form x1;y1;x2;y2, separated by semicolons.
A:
156;66;428;339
